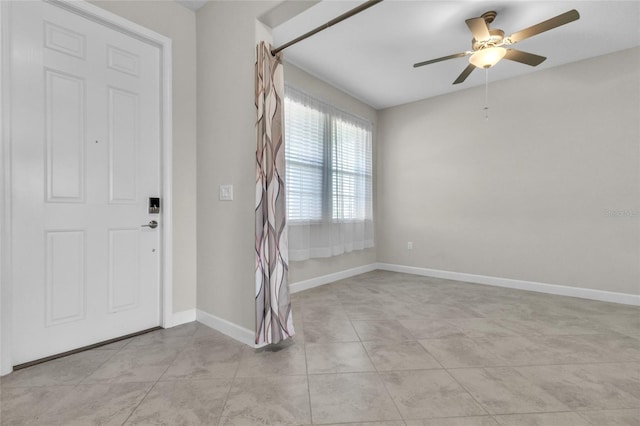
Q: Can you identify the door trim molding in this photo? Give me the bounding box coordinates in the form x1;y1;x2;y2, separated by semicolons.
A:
0;0;12;377
0;0;174;375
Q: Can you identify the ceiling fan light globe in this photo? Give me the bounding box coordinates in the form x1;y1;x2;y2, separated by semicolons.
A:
469;46;506;69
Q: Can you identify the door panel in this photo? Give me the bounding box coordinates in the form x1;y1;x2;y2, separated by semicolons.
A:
108;228;140;313
45;69;86;202
44;21;86;59
108;87;139;203
10;1;161;364
45;230;86;326
107;45;140;77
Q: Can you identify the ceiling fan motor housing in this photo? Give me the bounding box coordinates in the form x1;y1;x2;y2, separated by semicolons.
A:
472;29;505;51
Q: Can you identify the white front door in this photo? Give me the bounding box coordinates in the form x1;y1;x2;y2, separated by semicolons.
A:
9;0;162;365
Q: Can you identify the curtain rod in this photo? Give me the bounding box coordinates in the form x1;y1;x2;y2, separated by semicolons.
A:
271;0;384;56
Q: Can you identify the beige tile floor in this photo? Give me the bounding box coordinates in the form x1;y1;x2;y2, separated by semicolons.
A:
1;270;639;425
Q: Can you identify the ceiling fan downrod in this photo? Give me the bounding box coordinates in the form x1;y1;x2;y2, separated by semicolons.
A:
483;68;490;121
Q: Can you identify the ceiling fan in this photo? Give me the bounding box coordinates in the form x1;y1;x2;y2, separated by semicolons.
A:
413;9;580;84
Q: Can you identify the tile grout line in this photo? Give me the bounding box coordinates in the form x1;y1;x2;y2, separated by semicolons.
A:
20;343;127;421
301;317;315;425
352;315;405;424
441;365;495;420
213;336;245;425
444;365;578;418
119;327;197;425
119;382;158;426
75;344;124;386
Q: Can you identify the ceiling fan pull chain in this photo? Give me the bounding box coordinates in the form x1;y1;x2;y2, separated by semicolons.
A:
484;68;490;121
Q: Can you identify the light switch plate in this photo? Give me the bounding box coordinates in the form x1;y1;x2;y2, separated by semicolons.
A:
219;184;233;201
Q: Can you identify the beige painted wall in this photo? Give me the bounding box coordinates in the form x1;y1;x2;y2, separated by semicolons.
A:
196;1;279;330
284;62;378;283
90;0;198;312
377;47;640;295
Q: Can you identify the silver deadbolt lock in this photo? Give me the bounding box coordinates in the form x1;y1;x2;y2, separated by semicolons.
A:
141;220;158;229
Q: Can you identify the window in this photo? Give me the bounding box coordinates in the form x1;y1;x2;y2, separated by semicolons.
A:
283;96;325;222
284;86;373;261
331;117;372;221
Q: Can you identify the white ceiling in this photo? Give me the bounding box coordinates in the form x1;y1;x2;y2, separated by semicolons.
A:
175;0;208;12
272;1;640;109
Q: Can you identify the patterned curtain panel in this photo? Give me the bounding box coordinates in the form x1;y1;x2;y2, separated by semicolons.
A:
255;42;294;346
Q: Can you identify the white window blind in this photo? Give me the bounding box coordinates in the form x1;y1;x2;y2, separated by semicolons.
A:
284;85;374;261
284;94;325;222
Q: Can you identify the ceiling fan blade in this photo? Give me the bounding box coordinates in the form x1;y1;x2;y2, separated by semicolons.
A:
465;17;491;41
508;9;580;44
453;64;476;85
504;49;546;66
413;52;469;68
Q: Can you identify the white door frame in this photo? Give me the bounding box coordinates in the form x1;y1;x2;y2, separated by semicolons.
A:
0;0;173;376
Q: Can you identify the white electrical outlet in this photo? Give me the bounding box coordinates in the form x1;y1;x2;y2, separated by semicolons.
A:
219;184;234;201
407;241;413;250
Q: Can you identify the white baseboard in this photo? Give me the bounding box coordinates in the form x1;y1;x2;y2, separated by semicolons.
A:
376;263;640;306
289;263;378;294
164;308;197;328
196;309;255;347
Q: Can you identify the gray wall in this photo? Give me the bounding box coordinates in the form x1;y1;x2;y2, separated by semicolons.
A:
377;47;640;295
196;1;279;330
90;0;198;312
284;63;378;283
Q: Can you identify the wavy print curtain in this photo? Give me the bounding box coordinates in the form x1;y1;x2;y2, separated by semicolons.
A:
255;42;294;346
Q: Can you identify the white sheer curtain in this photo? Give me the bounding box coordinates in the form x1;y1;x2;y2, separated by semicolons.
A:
284;85;373;261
